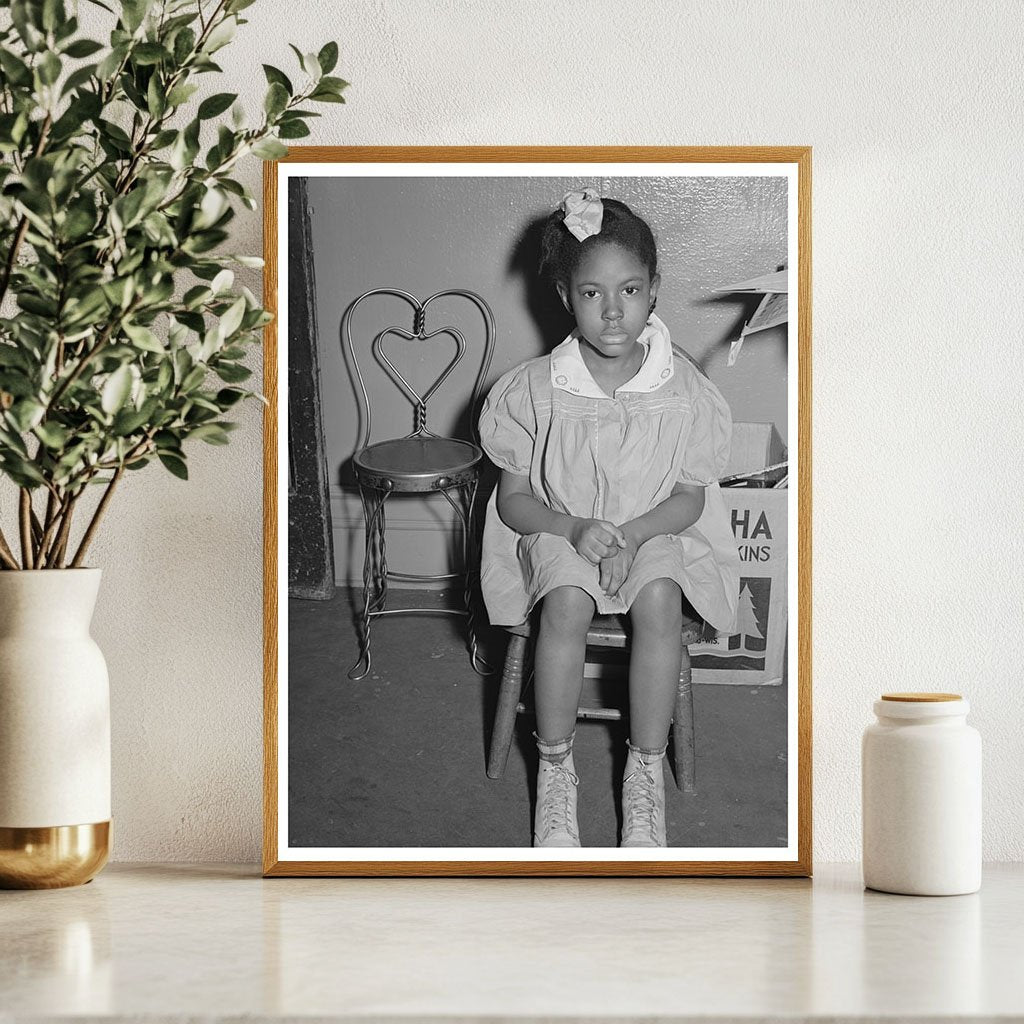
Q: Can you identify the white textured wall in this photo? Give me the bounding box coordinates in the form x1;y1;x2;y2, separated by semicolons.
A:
73;0;1024;862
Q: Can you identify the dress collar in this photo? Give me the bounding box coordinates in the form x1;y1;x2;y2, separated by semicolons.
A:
549;313;675;399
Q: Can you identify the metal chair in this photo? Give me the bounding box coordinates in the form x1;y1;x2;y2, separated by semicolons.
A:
487;609;707;792
343;287;495;680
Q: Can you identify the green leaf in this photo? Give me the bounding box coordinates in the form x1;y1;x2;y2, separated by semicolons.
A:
189;422;230;445
9;399;45;432
96;43;128;81
309;88;346;104
217;296;246;340
158;452;188;479
132;42;169;66
38;51;63;86
166;82;199;107
210;269;234;294
173;26;196;65
0;346;30;371
10;1;45;52
121;0;152;32
42;0;67;33
63;38;104;58
113;187;148;229
1;455;46;487
123;322;164;353
203;16;236;53
277;120;310;140
112;405;151;435
300;51;321;80
101;364;133;414
0;366;38;399
319;75;349;93
149;128;177;149
198;91;237;119
251;137;287;160
262;64;292;94
98;118;132;148
181;365;206;391
264;82;288;118
60;62;98;96
213;362;251;383
34;421;70;449
318;41;339;75
0;50;33;87
17;292;58;317
216;388;247;408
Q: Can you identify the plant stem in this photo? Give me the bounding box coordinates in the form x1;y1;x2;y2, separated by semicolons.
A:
18;489;34;569
45;492;79;569
0;216;30;311
43;488;56;534
0;527;19;570
71;466;123;568
0;113;52;309
46;298;140;414
36;488;67;566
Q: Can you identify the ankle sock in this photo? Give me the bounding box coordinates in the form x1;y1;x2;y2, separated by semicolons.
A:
535;729;575;764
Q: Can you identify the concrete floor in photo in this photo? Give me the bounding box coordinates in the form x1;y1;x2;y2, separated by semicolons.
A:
287;588;788;850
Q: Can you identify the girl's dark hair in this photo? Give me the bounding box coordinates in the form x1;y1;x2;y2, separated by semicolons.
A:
538;197;658;289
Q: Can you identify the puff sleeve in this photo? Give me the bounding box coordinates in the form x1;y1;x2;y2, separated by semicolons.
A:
478;366;537;476
679;379;733;485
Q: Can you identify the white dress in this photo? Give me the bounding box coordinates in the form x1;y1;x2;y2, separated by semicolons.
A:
477;315;740;631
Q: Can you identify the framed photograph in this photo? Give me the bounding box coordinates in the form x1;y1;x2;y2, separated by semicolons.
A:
263;147;811;876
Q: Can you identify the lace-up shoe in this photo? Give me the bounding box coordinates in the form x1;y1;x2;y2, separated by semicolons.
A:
533;753;580;847
620;747;666;847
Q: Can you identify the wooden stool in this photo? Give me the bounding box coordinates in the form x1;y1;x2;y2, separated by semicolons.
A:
487;611;706;792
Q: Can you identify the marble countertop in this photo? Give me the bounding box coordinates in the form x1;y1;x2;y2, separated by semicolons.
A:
3;862;1022;1021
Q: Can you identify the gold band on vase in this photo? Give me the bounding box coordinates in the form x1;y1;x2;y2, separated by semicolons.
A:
0;821;110;889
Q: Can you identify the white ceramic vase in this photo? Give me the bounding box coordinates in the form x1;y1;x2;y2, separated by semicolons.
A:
0;569;111;888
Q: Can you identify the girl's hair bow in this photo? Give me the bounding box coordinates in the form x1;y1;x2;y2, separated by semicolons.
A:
560;188;604;241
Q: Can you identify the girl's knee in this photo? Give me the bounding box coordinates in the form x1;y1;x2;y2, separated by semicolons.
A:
539;586;594;635
632;579;683;632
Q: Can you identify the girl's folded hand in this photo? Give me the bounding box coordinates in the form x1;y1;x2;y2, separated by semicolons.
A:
599;537;639;596
569;518;626;564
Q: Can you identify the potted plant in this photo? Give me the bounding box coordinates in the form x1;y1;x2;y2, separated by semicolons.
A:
0;0;345;887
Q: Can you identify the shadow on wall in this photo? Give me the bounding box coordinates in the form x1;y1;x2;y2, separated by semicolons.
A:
506;214;575;355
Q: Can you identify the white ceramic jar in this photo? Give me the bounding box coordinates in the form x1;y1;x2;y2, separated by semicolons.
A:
862;692;981;895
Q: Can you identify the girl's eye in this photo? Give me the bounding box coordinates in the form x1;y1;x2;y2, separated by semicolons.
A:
582;289;599;299
623;286;639;296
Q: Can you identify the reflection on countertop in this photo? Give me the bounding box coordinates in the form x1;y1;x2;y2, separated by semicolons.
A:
3;862;1022;1020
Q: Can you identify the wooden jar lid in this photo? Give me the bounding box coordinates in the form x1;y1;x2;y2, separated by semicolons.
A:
881;692;962;702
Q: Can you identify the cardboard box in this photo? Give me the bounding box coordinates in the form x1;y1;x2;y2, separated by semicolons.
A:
723;422;787;487
688;487;788;686
582;422;789;687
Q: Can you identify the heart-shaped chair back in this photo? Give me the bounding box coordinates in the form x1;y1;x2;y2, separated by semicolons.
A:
342;288;496;452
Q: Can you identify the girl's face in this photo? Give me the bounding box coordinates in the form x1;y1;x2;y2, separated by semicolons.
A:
557;241;660;362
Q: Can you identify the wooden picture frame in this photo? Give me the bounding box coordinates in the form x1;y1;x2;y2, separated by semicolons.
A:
263;147;812;877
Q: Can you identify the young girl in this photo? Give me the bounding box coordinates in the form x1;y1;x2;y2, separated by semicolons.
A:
479;190;740;849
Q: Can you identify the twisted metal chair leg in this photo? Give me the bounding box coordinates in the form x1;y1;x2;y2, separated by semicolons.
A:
441;479;490;675
349;485;389;680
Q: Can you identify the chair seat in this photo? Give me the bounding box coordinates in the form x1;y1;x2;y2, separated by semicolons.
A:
354;436;482;492
508;610;706;646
